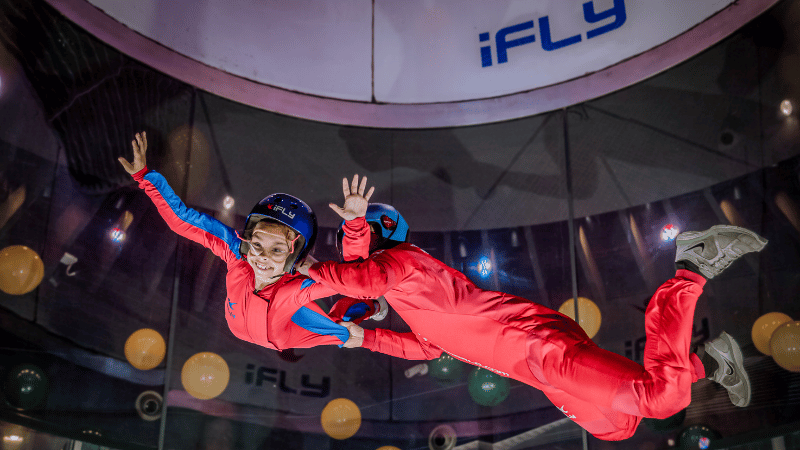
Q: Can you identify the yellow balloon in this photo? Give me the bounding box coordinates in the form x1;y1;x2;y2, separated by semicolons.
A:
181;352;230;400
752;312;793;355
558;297;602;339
770;321;800;372
124;329;166;370
321;398;361;440
0;245;44;295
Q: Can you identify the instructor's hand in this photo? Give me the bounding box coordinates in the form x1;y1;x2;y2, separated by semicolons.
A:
340;321;364;348
118;132;148;174
329;174;374;221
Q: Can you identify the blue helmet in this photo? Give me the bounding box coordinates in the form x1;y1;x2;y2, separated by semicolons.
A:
336;203;409;259
240;193;317;273
365;203;409;244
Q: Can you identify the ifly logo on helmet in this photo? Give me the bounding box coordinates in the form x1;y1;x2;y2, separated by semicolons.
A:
267;203;295;219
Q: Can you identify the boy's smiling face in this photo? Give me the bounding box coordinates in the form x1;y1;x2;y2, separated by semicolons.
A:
246;221;296;283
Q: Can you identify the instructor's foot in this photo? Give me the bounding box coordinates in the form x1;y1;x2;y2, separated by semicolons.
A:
705;332;751;407
675;225;767;279
369;296;389;321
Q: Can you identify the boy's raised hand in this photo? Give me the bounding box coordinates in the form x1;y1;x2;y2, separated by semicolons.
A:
118;132;148;175
329;174;375;221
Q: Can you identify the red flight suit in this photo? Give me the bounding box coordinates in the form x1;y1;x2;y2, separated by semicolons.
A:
310;217;706;440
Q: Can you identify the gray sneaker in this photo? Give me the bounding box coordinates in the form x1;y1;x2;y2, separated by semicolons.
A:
675;225;767;279
705;332;751;407
369;296;389;321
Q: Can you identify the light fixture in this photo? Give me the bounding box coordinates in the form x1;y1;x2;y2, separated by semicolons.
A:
510;230;519;247
223;195;235;210
110;227;125;243
661;224;679;242
478;256;492;278
781;99;793;116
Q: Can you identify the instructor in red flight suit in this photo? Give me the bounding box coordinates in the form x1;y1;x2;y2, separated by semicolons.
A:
307;175;767;441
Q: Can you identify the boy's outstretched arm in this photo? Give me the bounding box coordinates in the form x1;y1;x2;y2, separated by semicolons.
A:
119;132;242;264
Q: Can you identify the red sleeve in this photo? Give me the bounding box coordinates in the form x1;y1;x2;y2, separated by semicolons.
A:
133;167;241;264
342;216;370;261
362;328;443;361
308;252;398;300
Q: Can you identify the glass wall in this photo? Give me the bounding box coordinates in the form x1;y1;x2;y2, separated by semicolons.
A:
1;0;800;449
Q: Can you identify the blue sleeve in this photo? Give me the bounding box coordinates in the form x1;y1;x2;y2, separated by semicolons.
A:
139;170;242;262
291;307;350;346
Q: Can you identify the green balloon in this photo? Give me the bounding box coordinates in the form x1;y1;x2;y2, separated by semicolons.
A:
429;353;465;381
4;364;49;410
643;408;686;433
467;368;510;406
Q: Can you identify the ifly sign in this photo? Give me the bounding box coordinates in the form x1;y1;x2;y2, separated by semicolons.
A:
373;0;737;103
479;0;625;67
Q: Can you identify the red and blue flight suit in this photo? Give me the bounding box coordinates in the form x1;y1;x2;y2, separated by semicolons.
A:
309;216;707;440
133;167;432;354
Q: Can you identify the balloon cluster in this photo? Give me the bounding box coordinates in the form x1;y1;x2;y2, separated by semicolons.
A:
124;329;231;400
752;312;800;372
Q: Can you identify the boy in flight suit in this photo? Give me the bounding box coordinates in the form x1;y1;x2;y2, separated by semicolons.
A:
118;133;432;356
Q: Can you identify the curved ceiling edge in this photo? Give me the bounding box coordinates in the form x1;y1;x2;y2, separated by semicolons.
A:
46;0;778;128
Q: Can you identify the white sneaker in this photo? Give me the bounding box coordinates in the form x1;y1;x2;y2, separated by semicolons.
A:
675;225;767;279
705;332;751;407
369;296;389;321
